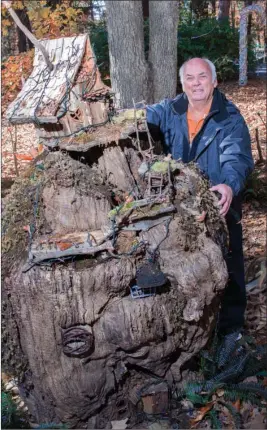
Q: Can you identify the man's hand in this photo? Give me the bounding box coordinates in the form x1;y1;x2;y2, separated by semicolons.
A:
209;184;233;216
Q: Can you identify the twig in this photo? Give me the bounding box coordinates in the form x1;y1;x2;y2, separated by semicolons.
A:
3;1;53;72
257;112;267;129
25;240;114;271
132;98;142;155
255;127;264;164
8;125;19;177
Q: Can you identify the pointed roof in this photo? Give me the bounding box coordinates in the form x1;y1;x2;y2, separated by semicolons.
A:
6;34;108;125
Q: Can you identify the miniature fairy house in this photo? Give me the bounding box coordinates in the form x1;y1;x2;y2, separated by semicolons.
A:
6;34;111;147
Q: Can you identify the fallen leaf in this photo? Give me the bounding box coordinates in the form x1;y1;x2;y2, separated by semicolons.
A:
232;399;241;411
16;153;34;161
190;401;215;426
57;242;73;251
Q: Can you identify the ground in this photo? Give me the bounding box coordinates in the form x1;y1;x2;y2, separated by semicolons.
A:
2;78;267;266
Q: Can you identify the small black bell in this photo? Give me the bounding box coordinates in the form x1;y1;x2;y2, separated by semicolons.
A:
136;260;166;289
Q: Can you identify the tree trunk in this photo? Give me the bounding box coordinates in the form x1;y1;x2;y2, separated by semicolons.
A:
142;0;149;18
211;0;216;16
105;1;150;107
231;1;236;29
245;0;253;38
191;0;209;18
2;118;228;427
218;0;231;23
148;1;179;102
15;8;34;53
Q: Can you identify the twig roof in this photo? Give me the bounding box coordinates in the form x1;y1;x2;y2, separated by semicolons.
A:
6;34;104;125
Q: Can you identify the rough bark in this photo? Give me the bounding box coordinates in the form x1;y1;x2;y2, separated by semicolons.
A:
245;0;253;38
105;1;150;108
2;120;228;428
218;0;231;23
148;1;179;102
15;8;34;53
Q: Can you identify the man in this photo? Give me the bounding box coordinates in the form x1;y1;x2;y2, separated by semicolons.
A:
146;57;254;341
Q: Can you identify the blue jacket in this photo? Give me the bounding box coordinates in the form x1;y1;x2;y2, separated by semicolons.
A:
147;88;254;196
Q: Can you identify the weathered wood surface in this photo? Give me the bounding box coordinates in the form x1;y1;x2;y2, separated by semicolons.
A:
2;134;229;428
6;35;87;123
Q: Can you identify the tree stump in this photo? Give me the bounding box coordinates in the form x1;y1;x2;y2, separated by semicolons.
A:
2;119;228;428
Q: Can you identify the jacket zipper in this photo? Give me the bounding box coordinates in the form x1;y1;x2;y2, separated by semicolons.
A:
194;127;222;162
189;109;218;147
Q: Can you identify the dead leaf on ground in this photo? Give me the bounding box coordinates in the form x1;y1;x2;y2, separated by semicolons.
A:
190;401;215;427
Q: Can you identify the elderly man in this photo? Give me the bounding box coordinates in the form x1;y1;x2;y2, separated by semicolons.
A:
147;57;254;342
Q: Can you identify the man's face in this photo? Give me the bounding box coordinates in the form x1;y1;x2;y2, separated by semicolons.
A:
182;59;217;103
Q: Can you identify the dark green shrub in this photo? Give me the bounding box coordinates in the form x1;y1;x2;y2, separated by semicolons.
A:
86;17;257;86
87;20;110;85
178;18;257;82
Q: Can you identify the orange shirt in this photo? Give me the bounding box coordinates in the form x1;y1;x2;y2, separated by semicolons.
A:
187;106;210;144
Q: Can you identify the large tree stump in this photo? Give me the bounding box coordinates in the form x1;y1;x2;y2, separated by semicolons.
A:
2;119;228;428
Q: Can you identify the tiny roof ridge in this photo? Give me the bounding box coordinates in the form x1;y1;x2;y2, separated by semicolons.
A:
6;34;98;124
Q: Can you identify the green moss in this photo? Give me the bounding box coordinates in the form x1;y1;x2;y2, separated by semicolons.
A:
151;160;181;174
108;201;136;218
112;108;145;125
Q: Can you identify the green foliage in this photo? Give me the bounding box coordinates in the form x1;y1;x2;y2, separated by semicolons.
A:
220;401;241;428
177;18;257;82
208;408;222;429
85;16;257;86
1;391;29;429
87;20;110;85
176;335;267;429
1;388;67;429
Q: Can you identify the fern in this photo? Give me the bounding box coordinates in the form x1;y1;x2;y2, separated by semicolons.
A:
1;392;16;428
219;401;241;429
186;392;209;405
208;409;222;429
223;388;264;407
207;351;251;386
1;391;29;429
231;382;267;400
217;331;241;369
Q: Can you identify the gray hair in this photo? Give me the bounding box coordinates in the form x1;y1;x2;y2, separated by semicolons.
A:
179;58;217;86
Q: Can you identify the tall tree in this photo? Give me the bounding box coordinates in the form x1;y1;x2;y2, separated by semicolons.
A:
149;1;179;101
105;1;150;107
218;0;231;23
211;0;216;16
191;0;209;18
142;0;149;18
245;0;253;38
105;0;179;107
15;6;33;52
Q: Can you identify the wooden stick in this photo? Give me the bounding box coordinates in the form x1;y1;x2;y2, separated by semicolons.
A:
255;127;264;164
3;1;53;72
8;126;19;177
25;241;114;271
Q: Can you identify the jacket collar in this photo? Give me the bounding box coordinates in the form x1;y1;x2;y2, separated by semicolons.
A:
170;88;229;123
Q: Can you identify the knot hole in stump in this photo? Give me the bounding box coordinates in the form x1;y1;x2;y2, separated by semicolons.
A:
61;325;94;358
